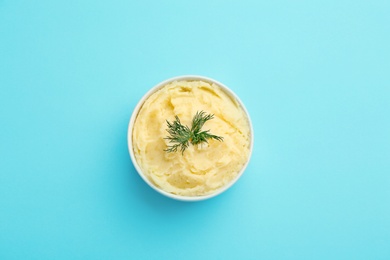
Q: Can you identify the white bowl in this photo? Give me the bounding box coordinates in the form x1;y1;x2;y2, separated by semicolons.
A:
127;75;254;201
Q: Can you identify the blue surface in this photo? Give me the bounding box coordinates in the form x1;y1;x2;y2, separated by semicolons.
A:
1;1;389;259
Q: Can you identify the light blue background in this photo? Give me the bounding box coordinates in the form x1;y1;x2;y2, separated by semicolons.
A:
1;1;389;259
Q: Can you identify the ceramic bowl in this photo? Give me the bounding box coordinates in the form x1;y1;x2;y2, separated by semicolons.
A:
128;75;253;201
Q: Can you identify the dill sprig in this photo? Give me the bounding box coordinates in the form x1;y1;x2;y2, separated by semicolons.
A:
164;111;224;154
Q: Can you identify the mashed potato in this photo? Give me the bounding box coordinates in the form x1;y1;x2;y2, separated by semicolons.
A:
132;80;251;196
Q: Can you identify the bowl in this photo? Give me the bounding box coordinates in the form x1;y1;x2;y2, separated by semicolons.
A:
128;75;253;201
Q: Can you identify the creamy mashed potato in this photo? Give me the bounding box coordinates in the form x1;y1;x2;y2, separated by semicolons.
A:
132;80;251;196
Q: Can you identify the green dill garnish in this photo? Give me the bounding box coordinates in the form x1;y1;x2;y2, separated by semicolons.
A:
164;111;224;154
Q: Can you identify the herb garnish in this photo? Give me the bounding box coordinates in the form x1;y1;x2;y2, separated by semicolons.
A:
164;111;224;154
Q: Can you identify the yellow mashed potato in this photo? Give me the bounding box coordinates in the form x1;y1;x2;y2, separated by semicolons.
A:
132;80;251;196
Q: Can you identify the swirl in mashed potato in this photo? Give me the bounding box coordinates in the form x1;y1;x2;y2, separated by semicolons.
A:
132;80;251;196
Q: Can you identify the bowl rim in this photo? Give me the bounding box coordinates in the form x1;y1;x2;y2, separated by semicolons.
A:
127;75;254;202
